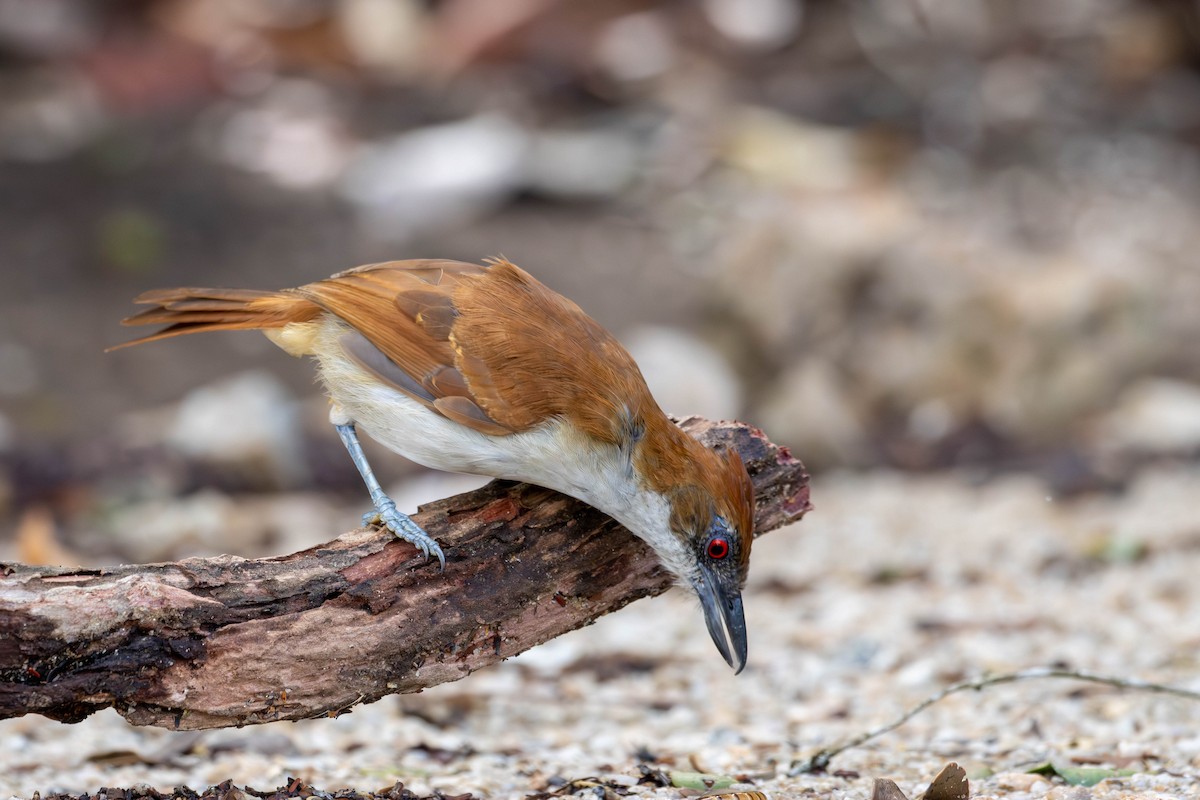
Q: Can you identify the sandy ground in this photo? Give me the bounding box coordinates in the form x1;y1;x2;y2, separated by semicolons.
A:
3;467;1200;799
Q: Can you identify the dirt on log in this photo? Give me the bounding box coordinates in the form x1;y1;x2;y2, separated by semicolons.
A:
0;417;810;730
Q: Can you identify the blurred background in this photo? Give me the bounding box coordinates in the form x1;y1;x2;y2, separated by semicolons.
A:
2;0;1200;570
6;2;1200;795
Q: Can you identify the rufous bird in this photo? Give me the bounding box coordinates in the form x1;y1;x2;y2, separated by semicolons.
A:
113;258;755;671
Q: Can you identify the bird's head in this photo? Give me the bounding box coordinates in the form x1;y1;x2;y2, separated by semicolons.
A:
629;424;756;673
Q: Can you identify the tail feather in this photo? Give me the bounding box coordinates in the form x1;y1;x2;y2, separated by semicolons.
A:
132;287;279;305
122;309;272;326
109;287;321;351
132;298;276;313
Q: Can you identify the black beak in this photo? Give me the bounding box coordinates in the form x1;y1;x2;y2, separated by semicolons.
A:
696;570;748;674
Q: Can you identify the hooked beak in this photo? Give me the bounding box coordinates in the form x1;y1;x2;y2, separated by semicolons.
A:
696;570;748;674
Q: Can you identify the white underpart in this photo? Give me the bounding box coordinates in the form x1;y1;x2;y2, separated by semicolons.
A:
303;321;696;583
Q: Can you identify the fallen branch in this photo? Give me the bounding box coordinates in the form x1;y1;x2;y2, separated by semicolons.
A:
790;667;1200;774
0;417;809;730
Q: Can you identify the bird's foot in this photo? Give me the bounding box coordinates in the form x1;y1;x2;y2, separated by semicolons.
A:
362;499;446;570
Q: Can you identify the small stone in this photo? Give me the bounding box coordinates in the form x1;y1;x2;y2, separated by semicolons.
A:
340;114;527;241
167;370;307;489
527;127;639;200
1046;786;1093;800
703;0;802;51
992;772;1050;792
1098;377;1200;453
594;12;676;83
756;361;867;466
627;326;743;421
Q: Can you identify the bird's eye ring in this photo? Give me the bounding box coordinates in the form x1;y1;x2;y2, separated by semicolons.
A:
707;538;730;560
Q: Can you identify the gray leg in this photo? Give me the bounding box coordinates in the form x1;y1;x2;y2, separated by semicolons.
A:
334;422;446;570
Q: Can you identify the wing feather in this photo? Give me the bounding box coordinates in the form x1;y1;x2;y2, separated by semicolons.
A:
293;257;655;442
294;259;518;435
339;330;437;404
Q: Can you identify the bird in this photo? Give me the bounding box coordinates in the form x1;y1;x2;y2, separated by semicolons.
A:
112;257;755;672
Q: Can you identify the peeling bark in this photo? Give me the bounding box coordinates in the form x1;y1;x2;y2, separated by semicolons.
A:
0;418;810;730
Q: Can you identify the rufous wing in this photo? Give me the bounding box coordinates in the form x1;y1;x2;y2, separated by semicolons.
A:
291;258;657;443
291;259;518;436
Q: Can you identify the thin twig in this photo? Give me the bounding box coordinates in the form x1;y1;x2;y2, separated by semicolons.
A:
790;667;1200;775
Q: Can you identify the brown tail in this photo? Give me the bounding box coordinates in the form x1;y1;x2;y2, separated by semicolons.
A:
108;286;321;351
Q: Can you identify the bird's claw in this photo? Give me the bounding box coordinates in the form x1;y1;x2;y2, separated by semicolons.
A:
364;499;446;571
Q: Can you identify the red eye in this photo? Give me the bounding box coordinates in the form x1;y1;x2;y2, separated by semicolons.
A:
707;538;730;560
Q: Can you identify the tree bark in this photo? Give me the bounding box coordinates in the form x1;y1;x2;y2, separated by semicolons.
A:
0;417;810;730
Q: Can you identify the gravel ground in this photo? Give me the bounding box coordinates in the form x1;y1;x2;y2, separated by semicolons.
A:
4;467;1200;799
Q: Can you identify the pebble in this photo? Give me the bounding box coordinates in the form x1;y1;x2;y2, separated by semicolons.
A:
992;773;1050;792
1097;377;1200;453
167;370;307;489
340;114;528;241
626;326;743;421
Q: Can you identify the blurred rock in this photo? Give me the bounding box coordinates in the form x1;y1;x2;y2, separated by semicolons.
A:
0;68;104;160
527;126;640;200
213;80;351;189
0;341;38;398
0;0;98;58
101;490;339;561
336;0;427;78
907;398;956;443
594;12;676;84
980;55;1053;126
993;773;1050;793
1097;378;1200;454
104;489;236;561
206;730;301;758
340;113;528;242
626;325;743;421
0;409;12;451
722;108;892;192
166;370;308;490
758;361;867;466
702;0;802;52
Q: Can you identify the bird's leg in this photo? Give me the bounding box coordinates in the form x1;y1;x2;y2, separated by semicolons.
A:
332;417;446;570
